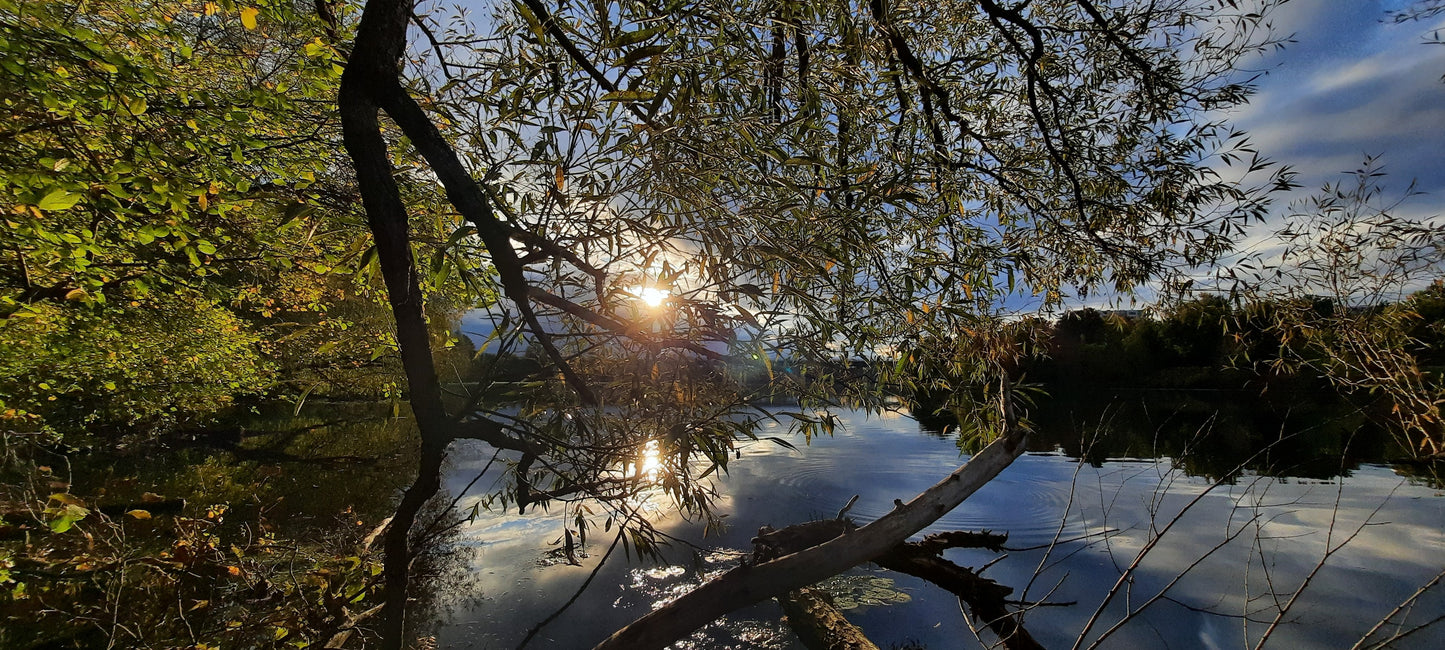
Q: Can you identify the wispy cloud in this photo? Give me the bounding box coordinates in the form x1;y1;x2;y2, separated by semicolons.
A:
1229;1;1445;200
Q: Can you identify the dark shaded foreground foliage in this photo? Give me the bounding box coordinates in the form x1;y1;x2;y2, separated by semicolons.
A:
0;403;432;649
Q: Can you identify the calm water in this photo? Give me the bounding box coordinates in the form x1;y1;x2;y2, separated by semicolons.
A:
431;397;1445;649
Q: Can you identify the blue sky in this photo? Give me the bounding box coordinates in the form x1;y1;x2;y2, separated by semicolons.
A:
1058;0;1445;310
1230;1;1445;212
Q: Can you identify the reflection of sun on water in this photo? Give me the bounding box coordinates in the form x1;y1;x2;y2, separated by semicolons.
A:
629;439;663;480
623;440;669;519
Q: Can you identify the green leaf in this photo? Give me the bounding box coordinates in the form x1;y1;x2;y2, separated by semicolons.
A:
38;189;81;212
606;26;663;49
515;1;546;39
600;90;656;103
47;504;88;533
196;240;217;255
278;202;315;229
617;45;669;67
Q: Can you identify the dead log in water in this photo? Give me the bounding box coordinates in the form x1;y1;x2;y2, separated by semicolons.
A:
779;587;881;650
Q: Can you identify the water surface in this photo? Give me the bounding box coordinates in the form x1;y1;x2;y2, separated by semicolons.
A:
432;395;1445;649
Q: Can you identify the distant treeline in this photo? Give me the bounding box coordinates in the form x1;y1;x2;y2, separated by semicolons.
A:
450;282;1445;433
1018;283;1445;391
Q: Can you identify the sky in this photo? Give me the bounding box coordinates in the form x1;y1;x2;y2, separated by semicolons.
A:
1229;0;1445;213
1059;0;1445;310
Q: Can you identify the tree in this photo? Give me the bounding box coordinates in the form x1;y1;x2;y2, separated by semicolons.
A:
0;0;485;437
1225;159;1445;456
333;0;1293;646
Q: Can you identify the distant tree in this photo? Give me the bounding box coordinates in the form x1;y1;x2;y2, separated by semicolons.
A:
1401;280;1445;366
1160;294;1233;367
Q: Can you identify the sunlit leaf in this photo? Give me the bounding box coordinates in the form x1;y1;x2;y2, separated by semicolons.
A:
605;26;663;49
37;189;81;212
599;90;655;103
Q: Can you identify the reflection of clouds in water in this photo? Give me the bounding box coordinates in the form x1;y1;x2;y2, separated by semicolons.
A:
432;407;1445;649
1047;465;1445;648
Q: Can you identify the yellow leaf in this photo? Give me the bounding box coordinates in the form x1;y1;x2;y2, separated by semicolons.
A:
126;509;152;520
49;493;84;507
240;7;258;30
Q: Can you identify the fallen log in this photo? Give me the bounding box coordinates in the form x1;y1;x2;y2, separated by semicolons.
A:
779;587;881;650
873;545;1042;650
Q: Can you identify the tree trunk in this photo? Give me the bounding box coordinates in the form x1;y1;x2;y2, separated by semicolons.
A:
338;1;453;646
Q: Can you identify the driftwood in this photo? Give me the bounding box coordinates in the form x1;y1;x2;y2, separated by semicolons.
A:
874;543;1042;650
761;526;1036;650
755;524;1037;649
779;588;881;650
592;423;1028;649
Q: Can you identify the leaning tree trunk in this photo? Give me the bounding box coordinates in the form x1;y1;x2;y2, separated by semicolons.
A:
339;0;596;644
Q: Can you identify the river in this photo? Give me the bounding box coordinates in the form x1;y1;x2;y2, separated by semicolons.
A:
426;392;1445;649
10;392;1439;649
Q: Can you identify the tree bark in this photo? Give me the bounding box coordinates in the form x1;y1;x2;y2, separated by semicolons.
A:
338;1;452;647
779;588;881;650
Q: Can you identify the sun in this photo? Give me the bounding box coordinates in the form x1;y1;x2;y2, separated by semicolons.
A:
631;286;670;308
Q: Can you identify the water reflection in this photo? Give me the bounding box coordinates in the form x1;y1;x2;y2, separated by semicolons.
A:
922;387;1441;485
0;401;423;649
430;396;1445;649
